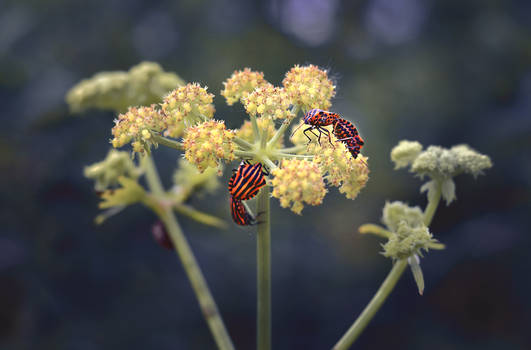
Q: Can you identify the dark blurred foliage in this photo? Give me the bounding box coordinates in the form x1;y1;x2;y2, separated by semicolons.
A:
1;0;531;349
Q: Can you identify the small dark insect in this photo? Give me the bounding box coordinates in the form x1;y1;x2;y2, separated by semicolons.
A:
151;220;174;250
230;197;256;226
228;160;267;201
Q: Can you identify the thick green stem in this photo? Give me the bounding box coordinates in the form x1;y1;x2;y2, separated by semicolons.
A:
279;145;306;153
332;259;408;350
153;134;184;151
235;150;257;158
256;186;271;350
423;180;442;226
141;155;235;350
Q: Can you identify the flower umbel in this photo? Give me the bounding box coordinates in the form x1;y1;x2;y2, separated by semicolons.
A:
183;120;236;173
243;84;293;120
282;64;335;112
161;83;215;137
84;149;142;191
310;139;369;200
221;68;269;105
111;105;165;153
271;159;327;214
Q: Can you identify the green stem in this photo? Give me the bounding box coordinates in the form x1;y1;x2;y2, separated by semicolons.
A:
332;259;409;350
235;150;257;159
260;156;277;170
335;180;444;349
234;137;254;150
153;134;184;151
141;155;235;350
174;204;228;229
250;115;261;142
423;180;442;226
256;186;271;350
267;106;299;149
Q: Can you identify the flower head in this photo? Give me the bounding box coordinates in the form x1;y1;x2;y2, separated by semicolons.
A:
66;61;184;114
271;159;326;214
221;68;269;105
411;144;492;179
183;120;236;173
310;139;369;200
243;84;293;120
111;105;165;153
380;201;440;260
390;140;423;169
161;83;215;136
237;117;284;147
84;149;142;191
282;64;335;112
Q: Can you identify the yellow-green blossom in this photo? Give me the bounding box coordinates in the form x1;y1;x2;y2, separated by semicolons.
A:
221;68;269;105
236;117;284;148
183;120;236;173
111;105;165;153
161;83;215;137
310;138;369;200
99;176;146;209
173;158;220;199
390;140;423;169
66;61;184;113
271;159;326;214
84;149;142;191
282;64;335;112
243;84;294;120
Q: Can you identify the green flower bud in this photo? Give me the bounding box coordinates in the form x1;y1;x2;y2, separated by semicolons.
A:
381;201;424;233
390;140;423;169
84;149;142;191
99;176;146;209
173;159;220;199
66;62;184;113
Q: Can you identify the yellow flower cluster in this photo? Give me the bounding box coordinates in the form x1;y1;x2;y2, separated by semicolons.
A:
111;105;165;153
236;117;284;147
282;64;335;112
310;141;369;200
183;120;236;173
243;84;294;120
161;83;215;137
271;159;327;214
220;68;269;105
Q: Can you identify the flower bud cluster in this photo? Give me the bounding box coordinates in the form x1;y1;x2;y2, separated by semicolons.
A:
282;64;335;112
111;105;165;153
271;159;326;214
84;149;141;191
236;117;283;147
243;84;294;120
99;177;146;209
220;68;269;105
161;83;215;136
380;201;440;260
182;120;236;173
66;61;184;113
310;141;369;200
173;158;220;199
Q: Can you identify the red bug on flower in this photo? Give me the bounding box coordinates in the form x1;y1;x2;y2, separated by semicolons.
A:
228;160;268;201
229;197;256;226
333;118;365;159
291;108;341;146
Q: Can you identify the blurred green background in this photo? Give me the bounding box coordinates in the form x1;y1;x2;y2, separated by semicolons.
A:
1;0;530;349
